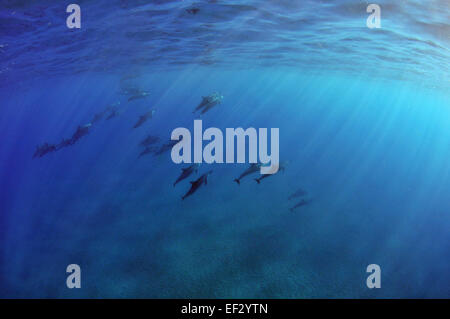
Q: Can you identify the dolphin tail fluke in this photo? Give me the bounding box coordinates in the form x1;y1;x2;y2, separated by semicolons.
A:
255;178;260;184
234;179;240;185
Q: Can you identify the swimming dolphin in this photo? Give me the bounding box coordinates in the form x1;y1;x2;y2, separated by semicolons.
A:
119;87;141;96
200;97;223;114
174;164;199;187
133;109;155;129
106;107;119;120
234;163;261;185
154;140;178;156
95;101;121;122
288;188;307;200
128;91;150;102
56;138;73;150
140;134;160;147
91;110;107;123
186;8;200;15
199;93;223;114
138;146;157;158
33;123;92;158
33;143;57;158
254;162;286;184
193;92;223;114
194;95;214;112
289;198;311;212
70;123;92;143
182;170;212;200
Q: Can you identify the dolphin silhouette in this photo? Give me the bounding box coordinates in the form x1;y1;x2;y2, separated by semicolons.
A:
128;91;149;102
174;164;199;187
255;163;286;184
154;140;178;156
138;146;157;158
182;170;212;200
288;188;307;200
106;107;119;120
140;134;160;147
234;163;260;185
289;199;311;212
200;94;223;114
33;143;57;158
133;109;155;129
193;92;223;114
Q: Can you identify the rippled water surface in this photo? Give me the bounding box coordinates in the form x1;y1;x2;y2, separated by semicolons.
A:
1;0;449;84
0;1;449;298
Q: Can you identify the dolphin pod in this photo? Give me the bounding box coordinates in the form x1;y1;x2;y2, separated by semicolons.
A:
33;85;149;158
33;123;92;158
33;86;304;210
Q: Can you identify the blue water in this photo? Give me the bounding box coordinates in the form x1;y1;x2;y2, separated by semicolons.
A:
0;1;449;298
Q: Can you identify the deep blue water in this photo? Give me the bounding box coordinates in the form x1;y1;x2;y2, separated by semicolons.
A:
0;1;449;298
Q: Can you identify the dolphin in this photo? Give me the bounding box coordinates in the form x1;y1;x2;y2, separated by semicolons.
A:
186;8;200;15
92;102;119;123
140;134;160;147
56;138;73;150
182;170;212;200
91;110;107;123
194;95;213;112
289;198;311;212
288;188;307;200
106;107;119;120
33;123;92;158
234;163;261;185
154;140;178;156
138;146;157;158
200;99;222;114
193;92;223;114
199;94;223;114
255;163;286;184
119;87;141;96
174;164;199;187
128;91;150;102
133;109;155;129
70;123;92;143
33;143;57;158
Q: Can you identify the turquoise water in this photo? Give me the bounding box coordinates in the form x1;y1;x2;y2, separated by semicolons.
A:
0;1;449;298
